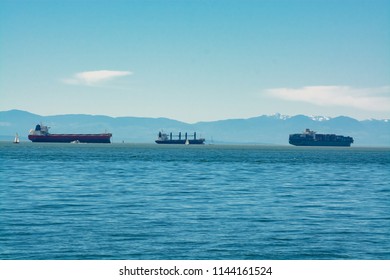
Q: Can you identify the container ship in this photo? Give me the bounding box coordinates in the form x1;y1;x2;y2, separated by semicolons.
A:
289;129;353;147
155;131;205;144
28;124;112;143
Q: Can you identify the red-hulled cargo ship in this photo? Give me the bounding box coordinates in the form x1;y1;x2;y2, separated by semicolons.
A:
28;124;112;143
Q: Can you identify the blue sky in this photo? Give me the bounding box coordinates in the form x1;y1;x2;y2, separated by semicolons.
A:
1;0;389;122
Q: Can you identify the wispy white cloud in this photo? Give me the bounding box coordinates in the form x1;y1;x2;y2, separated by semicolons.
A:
265;85;390;112
63;70;132;86
0;122;11;127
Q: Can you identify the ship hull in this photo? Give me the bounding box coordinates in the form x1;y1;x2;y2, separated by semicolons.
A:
289;140;352;147
28;134;112;143
155;139;205;144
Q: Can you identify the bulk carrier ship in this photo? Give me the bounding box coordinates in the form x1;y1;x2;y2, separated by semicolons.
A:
28;124;112;143
289;129;354;147
155;131;205;144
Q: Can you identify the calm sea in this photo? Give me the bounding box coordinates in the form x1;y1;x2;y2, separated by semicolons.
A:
1;142;389;260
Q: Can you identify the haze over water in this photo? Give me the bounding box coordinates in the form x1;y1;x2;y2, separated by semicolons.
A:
1;143;389;259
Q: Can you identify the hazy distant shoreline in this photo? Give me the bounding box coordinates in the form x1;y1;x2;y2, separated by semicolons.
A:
1;110;389;146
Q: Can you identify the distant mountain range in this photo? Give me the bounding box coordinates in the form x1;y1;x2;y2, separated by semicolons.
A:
1;109;389;146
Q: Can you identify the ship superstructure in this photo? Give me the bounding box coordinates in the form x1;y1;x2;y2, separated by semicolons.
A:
289;129;353;147
28;124;112;143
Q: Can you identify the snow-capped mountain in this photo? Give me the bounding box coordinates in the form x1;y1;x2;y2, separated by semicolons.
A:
309;115;331;122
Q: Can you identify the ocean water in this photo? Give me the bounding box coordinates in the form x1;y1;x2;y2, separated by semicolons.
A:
1;142;389;260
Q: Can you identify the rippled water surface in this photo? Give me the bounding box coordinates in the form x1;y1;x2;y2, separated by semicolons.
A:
1;143;389;259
